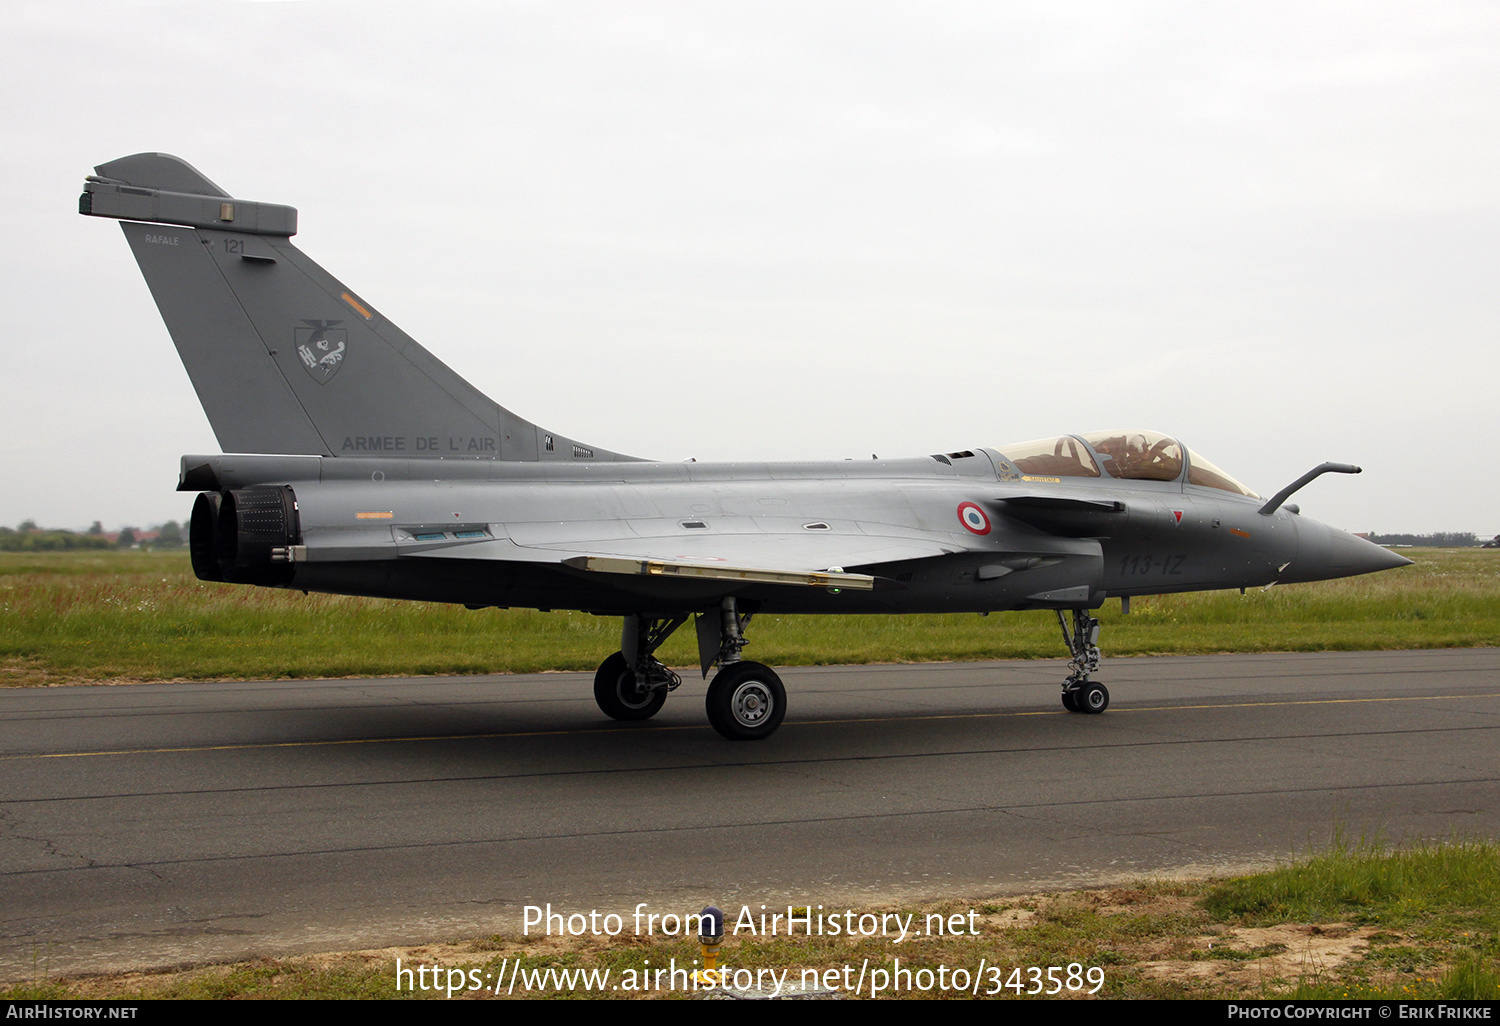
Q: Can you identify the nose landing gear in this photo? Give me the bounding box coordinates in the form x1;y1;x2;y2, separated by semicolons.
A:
1057;608;1108;714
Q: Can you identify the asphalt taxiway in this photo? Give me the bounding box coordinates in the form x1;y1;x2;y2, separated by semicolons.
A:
1;648;1496;978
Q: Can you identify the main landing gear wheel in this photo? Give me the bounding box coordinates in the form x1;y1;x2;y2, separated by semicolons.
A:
593;652;667;721
705;661;785;741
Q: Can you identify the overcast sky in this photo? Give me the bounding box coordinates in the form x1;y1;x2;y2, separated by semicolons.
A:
3;1;1495;534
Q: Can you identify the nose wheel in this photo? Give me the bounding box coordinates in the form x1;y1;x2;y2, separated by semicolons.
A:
1063;680;1109;714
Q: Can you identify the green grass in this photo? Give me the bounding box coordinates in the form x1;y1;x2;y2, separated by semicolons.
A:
0;548;1494;686
1201;836;1500;1001
1203;835;1500;929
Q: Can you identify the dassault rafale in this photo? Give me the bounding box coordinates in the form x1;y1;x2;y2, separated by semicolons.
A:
79;153;1411;739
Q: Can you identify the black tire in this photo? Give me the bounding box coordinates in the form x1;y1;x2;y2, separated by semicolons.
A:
1061;689;1081;712
593;652;667;721
705;661;786;740
1077;681;1109;714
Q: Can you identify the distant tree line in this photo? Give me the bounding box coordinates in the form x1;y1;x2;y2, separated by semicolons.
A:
0;525;111;551
1365;531;1490;547
0;520;185;552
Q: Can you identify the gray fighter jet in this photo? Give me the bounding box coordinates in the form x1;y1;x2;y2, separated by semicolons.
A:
79;153;1411;739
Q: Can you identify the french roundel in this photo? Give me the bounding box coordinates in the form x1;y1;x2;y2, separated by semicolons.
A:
957;502;991;535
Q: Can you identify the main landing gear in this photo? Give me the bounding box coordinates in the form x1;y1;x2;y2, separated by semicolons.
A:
593;614;685;721
703;598;785;741
591;598;786;740
591;600;792;738
1056;608;1108;714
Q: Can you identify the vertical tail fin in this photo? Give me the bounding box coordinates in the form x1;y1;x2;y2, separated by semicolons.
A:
81;153;634;462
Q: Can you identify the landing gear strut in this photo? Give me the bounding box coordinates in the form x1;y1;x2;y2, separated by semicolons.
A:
593;614;686;721
1056;608;1108;714
704;597;785;741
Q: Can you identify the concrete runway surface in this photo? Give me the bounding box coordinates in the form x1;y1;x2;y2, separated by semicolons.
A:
1;648;1496;978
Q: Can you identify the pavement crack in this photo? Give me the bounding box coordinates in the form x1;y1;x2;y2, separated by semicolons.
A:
0;805;101;870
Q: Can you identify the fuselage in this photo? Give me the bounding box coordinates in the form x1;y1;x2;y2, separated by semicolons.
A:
186;441;1407;618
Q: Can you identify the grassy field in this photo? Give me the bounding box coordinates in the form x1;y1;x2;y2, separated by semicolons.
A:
4;838;1497;999
0;547;1494;686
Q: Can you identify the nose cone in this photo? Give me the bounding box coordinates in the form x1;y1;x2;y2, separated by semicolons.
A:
1282;518;1413;584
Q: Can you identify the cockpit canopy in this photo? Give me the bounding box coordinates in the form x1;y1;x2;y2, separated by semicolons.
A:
994;430;1259;497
